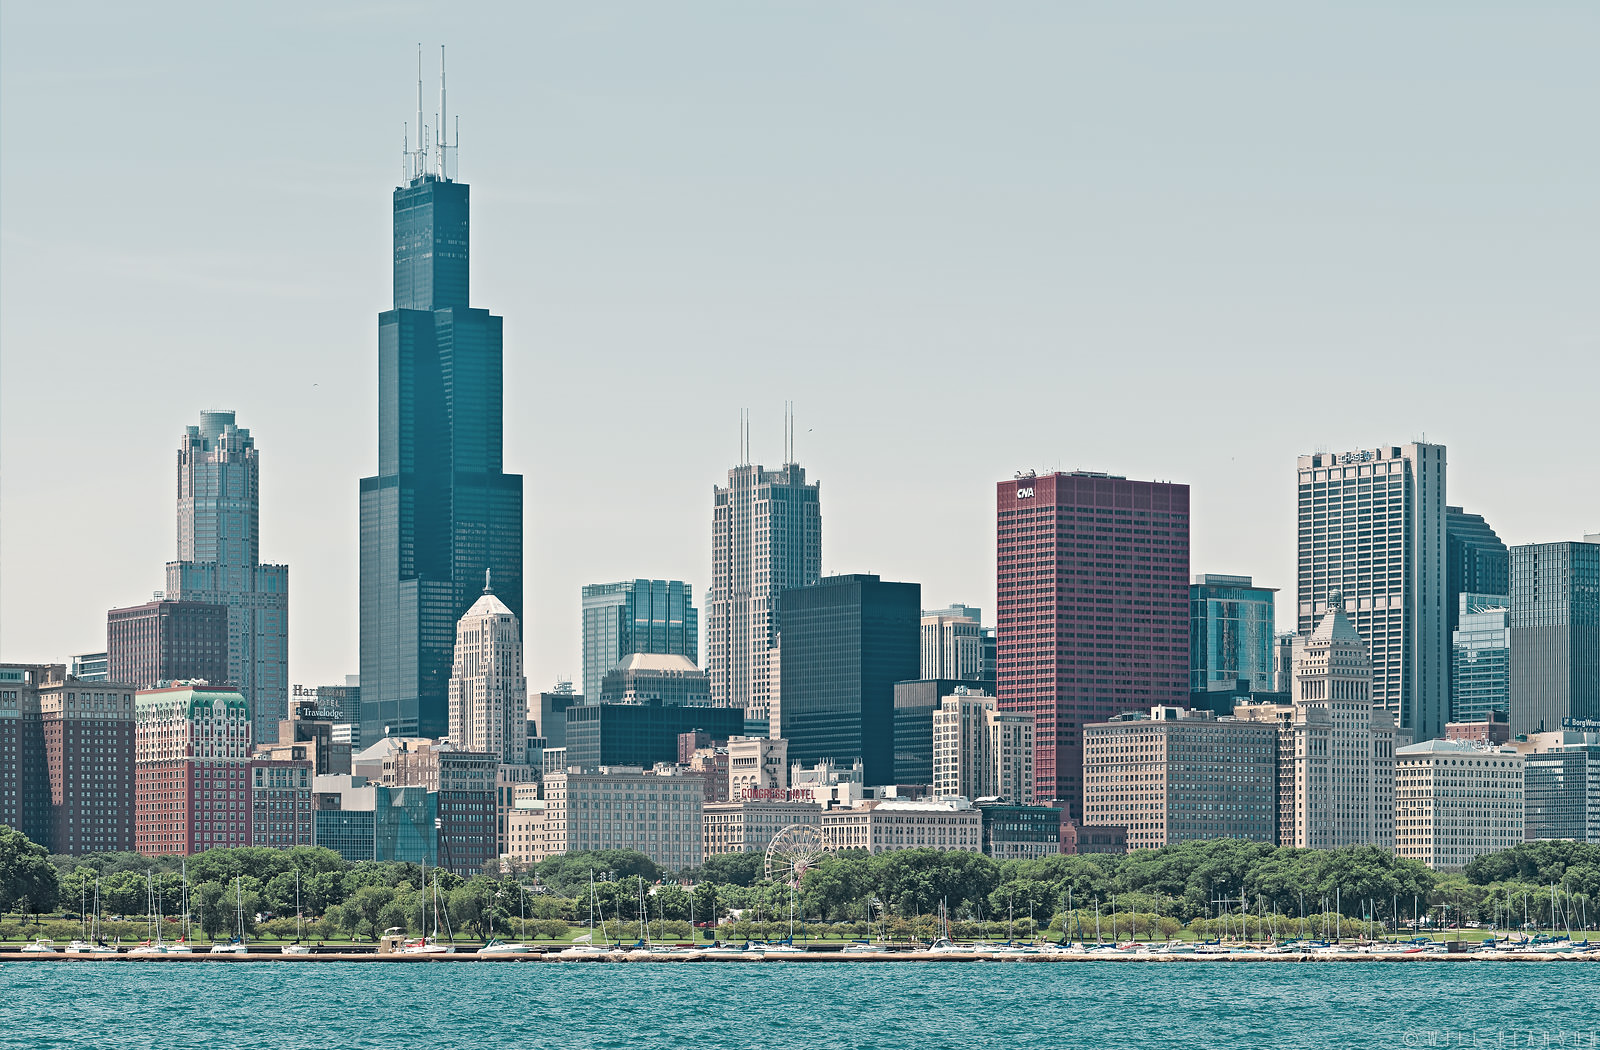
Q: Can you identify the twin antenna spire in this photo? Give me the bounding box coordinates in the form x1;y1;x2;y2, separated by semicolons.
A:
404;44;459;182
737;404;798;467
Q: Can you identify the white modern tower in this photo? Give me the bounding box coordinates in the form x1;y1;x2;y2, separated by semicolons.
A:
447;572;528;765
707;435;821;728
1296;443;1448;742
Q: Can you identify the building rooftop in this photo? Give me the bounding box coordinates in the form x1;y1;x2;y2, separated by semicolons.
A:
609;652;702;674
1396;739;1521;758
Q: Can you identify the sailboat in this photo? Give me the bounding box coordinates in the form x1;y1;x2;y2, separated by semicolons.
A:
399;859;455;954
281;870;312;955
209;877;249;954
558;871;614;958
129;871;173;955
166;860;194;953
68;877;118;954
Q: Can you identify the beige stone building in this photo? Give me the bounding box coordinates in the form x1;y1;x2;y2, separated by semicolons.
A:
1394;739;1523;868
728;735;788;800
1082;707;1278;850
932;690;1034;804
703;798;820;856
819;797;981;854
1235;599;1397;849
534;766;704;869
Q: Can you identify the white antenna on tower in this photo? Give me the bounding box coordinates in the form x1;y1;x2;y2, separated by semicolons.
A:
437;45;451;179
412;44;429;179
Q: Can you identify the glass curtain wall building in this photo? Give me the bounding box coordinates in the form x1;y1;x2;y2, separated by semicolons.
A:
1189;574;1277;693
580;580;699;701
359;130;524;742
776;574;920;786
1509;541;1600;735
1451;594;1511;723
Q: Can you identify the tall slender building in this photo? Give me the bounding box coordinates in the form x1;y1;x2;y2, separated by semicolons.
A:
360;62;524;742
707;442;821;727
447;573;527;765
1296;444;1448;743
996;471;1191;818
163;411;289;745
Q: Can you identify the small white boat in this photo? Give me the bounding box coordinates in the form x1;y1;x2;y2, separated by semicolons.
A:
925;938;971;955
750;941;805;955
20;938;57;954
398;937;455;955
66;940;118;955
280;943;312;955
842;941;890;953
477;939;531;955
208;941;247;955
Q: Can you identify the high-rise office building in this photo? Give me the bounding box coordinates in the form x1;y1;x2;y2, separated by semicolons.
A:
164;410;290;745
1237;600;1396;850
0;665;136;855
1508;540;1600;735
1452;594;1511;723
708;456;821;729
920;611;985;682
106;599;230;690
891;678;995;786
996;471;1190;818
1083;707;1278;850
777;574;919;786
1515;729;1600;844
69;653;108;682
1190;574;1277;693
931;690;1035;804
1446;507;1509;635
359;90;524;743
1296;444;1448;742
446;574;527;765
581;580;698;701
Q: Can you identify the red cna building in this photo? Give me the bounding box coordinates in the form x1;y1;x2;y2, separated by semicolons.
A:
996;472;1190;820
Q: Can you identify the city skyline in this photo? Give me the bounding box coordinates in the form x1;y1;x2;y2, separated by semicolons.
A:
3;6;1597;693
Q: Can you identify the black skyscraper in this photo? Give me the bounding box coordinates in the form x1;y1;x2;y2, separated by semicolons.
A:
359;112;523;741
778;574;920;786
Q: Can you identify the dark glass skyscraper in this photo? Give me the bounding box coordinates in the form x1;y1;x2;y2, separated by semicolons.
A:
776;574;920;786
360;155;523;742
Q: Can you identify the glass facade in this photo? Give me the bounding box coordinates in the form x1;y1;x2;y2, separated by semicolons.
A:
1523;747;1600;844
581;580;699;701
360;172;524;742
1189;574;1277;692
777;575;921;786
1451;594;1511;723
563;701;743;771
1509;541;1600;736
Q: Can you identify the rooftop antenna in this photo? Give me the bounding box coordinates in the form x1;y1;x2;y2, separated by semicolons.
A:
436;45;457;180
412;44;429;179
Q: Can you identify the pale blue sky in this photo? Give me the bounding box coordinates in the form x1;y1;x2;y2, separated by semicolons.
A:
2;2;1596;690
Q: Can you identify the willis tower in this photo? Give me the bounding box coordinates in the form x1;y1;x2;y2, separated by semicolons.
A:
360;50;523;741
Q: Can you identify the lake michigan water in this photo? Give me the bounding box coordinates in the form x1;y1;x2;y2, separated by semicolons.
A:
2;960;1596;1050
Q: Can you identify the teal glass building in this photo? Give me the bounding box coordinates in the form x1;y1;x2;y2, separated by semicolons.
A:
1189;574;1277;693
359;165;523;742
580;580;699;701
1451;593;1511;723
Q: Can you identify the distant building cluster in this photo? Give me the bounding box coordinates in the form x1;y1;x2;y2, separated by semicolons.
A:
7;122;1597;877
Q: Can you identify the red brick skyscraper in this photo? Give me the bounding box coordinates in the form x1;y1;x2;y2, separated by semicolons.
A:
996;472;1190;819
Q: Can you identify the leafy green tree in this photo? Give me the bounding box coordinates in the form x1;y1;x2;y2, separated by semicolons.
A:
0;826;60;916
533;850;661;897
691;852;765;888
192;881;232;939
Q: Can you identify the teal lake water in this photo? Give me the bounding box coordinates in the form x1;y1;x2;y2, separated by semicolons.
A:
2;960;1595;1049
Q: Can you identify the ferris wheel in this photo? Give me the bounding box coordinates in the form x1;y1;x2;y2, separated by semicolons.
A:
764;824;832;885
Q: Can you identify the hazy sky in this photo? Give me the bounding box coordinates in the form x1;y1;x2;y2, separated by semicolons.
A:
2;2;1596;693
